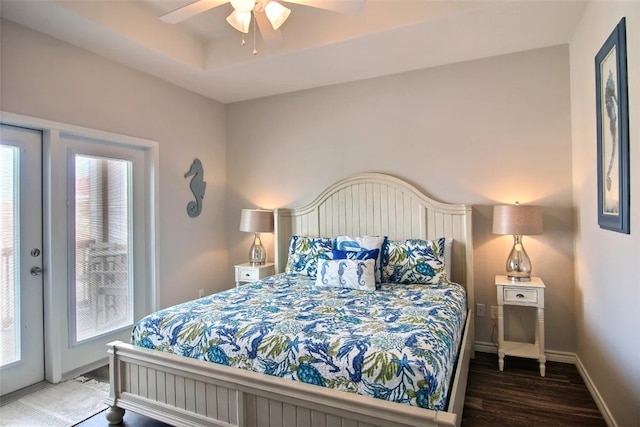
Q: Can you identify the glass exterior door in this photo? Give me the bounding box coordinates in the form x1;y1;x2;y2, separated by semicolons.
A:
0;120;154;385
0;124;44;396
57;133;148;375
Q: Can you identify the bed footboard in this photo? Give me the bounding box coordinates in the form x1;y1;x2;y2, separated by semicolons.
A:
106;340;462;427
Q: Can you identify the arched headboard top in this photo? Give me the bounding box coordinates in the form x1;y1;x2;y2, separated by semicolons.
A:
287;173;468;216
273;173;474;304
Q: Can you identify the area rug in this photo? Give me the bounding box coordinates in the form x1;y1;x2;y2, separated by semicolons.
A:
0;376;110;426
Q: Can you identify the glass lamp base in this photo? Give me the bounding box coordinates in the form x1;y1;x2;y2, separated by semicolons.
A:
249;232;266;265
505;235;532;281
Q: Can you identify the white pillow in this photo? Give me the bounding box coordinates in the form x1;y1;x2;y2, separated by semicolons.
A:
315;258;376;291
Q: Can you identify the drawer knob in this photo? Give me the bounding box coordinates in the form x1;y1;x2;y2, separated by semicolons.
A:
516;293;524;298
244;273;250;277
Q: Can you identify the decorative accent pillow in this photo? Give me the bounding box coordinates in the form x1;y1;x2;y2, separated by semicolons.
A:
285;235;332;278
381;238;447;284
333;236;385;283
315;259;376;291
319;248;380;261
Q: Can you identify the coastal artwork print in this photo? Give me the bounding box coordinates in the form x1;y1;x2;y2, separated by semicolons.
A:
600;48;619;214
595;18;629;234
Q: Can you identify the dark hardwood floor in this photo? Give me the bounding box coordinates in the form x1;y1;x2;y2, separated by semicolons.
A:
79;352;606;426
462;352;605;426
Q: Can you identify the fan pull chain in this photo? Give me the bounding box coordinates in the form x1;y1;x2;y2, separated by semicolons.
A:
252;11;258;55
241;13;247;46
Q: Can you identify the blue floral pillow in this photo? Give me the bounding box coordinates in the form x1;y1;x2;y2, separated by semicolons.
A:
285;235;332;278
319;248;380;261
315;259;376;291
381;238;447;284
333;236;385;283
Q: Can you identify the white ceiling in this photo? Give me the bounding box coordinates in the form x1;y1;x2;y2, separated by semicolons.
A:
0;0;587;104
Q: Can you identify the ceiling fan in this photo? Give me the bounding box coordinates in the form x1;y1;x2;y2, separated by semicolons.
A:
159;0;366;53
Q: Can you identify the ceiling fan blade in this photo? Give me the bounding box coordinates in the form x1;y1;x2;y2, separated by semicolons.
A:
283;0;365;15
254;11;285;49
159;0;229;24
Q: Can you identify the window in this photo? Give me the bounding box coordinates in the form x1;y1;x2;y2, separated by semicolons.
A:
0;145;19;365
74;155;133;342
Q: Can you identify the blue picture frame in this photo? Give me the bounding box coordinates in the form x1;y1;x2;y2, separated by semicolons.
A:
595;18;629;234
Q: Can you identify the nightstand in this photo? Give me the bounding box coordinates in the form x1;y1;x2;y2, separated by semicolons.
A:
235;262;275;287
496;275;546;376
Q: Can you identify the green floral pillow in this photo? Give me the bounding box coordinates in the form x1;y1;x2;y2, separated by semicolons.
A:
381;238;447;284
285;235;332;278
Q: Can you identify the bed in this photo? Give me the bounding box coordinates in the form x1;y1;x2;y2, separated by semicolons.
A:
105;172;474;427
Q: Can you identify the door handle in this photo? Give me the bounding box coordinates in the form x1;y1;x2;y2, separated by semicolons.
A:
30;266;43;276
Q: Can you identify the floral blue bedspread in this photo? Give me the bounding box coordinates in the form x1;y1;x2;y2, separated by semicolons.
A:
132;274;467;411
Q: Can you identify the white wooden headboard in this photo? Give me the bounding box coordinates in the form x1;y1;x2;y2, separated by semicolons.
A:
273;172;474;307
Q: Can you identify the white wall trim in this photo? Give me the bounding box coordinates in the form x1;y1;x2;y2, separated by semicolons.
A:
0;111;158;149
575;355;617;427
475;342;614;426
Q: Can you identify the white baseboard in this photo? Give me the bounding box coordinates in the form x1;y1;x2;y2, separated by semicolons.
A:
575;355;616;427
473;341;614;427
473;341;575;363
62;356;108;383
473;341;498;354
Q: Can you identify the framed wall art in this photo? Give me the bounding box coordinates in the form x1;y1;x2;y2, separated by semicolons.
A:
595;17;629;234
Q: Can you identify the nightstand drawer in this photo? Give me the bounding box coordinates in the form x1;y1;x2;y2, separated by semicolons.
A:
503;288;538;304
237;268;259;281
234;263;275;287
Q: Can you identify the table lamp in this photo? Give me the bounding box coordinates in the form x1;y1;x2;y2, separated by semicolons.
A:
239;209;274;265
492;202;543;281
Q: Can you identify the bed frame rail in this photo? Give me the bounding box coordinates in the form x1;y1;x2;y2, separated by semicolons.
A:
105;339;462;427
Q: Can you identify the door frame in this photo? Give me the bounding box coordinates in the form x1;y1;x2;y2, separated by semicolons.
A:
1;111;159;383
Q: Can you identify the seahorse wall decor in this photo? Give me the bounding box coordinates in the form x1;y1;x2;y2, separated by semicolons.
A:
184;159;206;218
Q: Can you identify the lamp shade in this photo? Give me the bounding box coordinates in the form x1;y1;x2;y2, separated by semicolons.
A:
492;204;542;235
226;10;251;33
239;209;274;233
264;1;291;30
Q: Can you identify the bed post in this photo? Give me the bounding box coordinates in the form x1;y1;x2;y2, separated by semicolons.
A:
105;341;125;425
105;406;125;425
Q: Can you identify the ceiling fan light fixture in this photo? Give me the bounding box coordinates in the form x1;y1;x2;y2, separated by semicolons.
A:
264;1;291;30
226;10;251;33
230;0;256;13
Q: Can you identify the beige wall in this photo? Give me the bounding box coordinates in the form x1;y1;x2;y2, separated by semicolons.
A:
0;19;229;307
227;45;576;352
570;2;640;426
